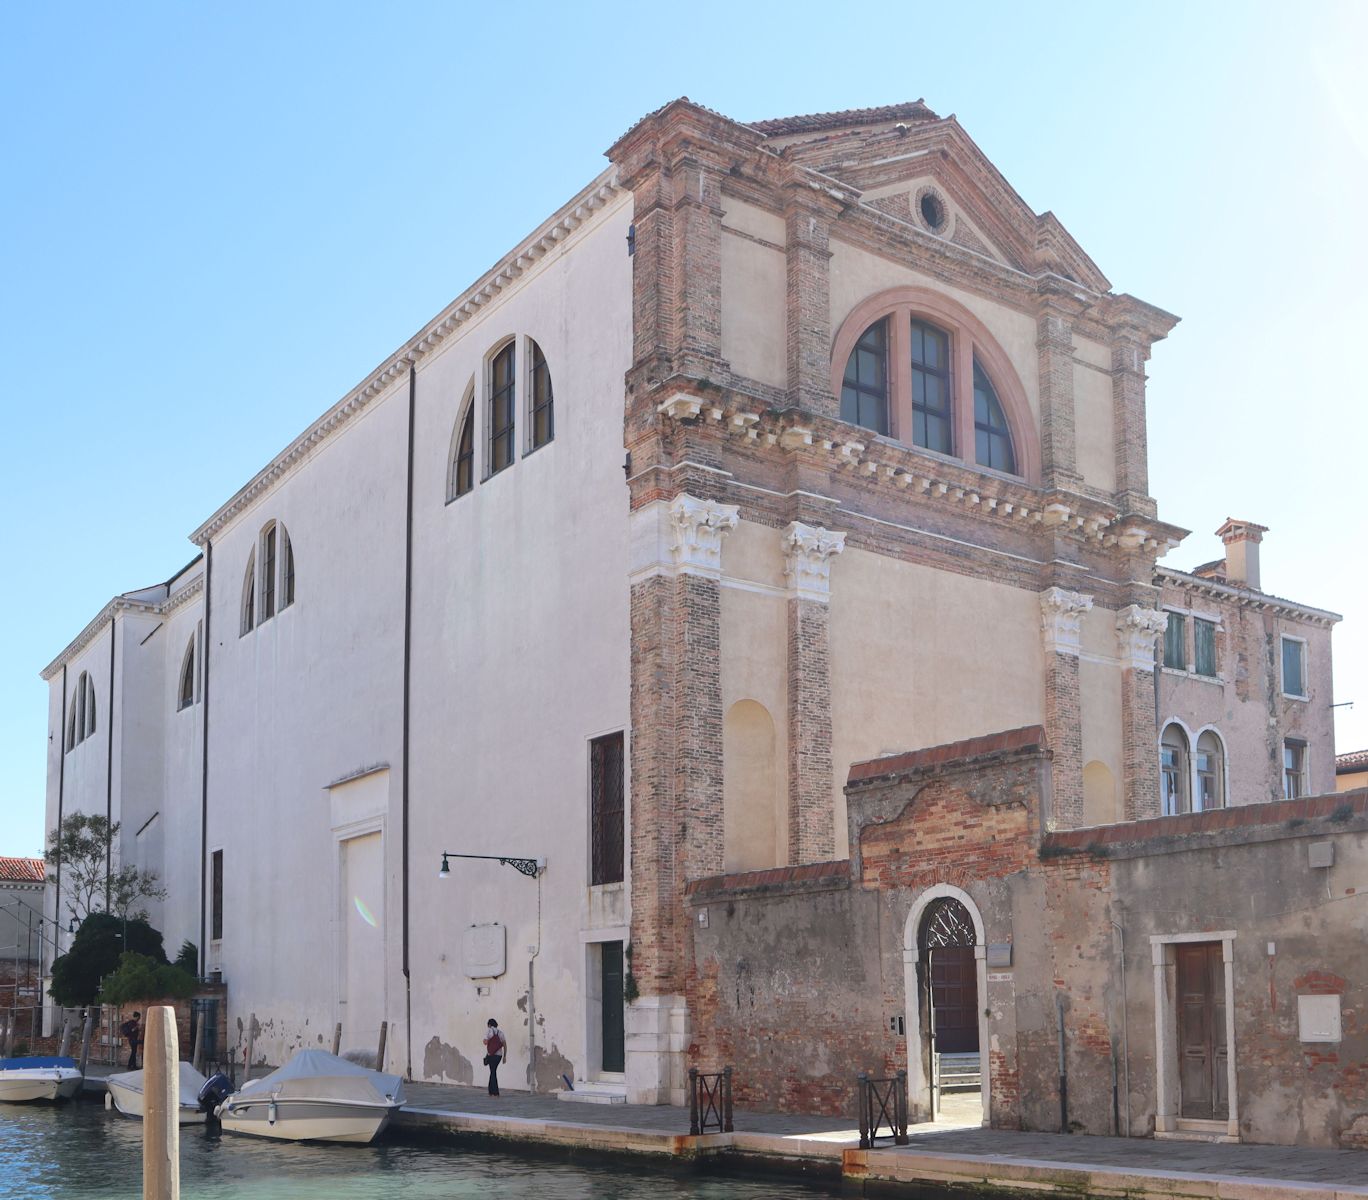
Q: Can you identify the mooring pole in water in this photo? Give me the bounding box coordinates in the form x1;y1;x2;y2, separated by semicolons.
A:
376;1021;387;1072
191;1013;204;1075
332;1022;341;1056
244;1013;256;1083
143;1005;180;1200
57;1012;73;1058
79;1011;95;1077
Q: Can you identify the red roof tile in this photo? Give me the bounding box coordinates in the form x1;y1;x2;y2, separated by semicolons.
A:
0;857;46;884
749;101;939;137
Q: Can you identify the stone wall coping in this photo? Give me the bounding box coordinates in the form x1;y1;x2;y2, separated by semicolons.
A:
847;725;1047;787
683;860;851;903
1042;787;1368;859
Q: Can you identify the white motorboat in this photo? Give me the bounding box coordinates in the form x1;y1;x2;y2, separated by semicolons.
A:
216;1049;405;1144
105;1061;210;1123
0;1056;83;1102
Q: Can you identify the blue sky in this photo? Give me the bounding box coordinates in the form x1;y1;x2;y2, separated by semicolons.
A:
2;1;1365;855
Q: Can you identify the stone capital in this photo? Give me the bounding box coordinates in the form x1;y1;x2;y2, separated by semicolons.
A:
1116;604;1168;670
782;522;846;602
668;494;738;578
1039;587;1093;656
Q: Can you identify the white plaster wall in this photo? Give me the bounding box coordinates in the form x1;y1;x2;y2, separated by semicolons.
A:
828;548;1044;856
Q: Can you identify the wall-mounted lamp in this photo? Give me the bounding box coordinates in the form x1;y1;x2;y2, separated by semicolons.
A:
438;851;544;880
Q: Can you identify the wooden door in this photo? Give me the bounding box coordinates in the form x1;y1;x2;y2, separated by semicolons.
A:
600;941;625;1073
1176;942;1228;1119
929;946;979;1054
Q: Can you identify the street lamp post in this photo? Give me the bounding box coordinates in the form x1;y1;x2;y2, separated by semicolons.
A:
437;852;544;879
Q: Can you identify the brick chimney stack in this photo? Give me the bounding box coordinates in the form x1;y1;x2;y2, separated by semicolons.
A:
1216;518;1269;591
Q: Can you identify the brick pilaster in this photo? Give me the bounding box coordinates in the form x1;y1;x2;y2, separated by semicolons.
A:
785;198;836;417
1111;332;1155;517
1116;604;1166;820
1039;587;1092;827
1037;310;1080;490
782;522;845;862
670;162;725;378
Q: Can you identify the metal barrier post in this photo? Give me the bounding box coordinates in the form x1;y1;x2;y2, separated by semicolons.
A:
895;1068;909;1145
722;1065;734;1133
858;1072;870;1148
688;1067;700;1136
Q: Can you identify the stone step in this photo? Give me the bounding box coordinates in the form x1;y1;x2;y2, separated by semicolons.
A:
556;1081;627;1105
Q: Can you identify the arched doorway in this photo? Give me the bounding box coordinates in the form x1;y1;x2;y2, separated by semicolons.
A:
919;897;979;1054
902;885;988;1126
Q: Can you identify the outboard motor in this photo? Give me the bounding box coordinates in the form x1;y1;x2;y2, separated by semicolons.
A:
198;1072;233;1114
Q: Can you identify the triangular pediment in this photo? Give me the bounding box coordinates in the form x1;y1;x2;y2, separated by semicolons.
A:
755;106;1110;291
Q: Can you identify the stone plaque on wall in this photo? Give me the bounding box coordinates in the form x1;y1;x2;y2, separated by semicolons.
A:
462;923;506;979
987;942;1013;968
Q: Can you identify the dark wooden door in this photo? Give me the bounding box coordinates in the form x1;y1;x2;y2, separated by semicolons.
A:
601;941;625;1073
929;946;979;1054
1176;942;1228;1119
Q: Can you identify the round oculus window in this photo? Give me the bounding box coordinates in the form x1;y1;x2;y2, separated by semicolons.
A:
918;189;947;232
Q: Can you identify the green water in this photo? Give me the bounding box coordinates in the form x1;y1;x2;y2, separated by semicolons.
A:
0;1101;838;1199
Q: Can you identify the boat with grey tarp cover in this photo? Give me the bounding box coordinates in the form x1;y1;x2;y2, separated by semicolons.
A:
216;1050;405;1143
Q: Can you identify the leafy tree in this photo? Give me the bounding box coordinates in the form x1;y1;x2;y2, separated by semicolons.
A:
49;913;166;1008
46;813;167;924
98;952;196;1007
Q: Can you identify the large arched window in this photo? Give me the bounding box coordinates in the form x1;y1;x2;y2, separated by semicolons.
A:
529;339;554;450
448;380;476;501
178;638;196;711
831;288;1038;482
488;341;516;475
240;520;296;637
66;670;96;751
1161;723;1191;816
1195;730;1225;810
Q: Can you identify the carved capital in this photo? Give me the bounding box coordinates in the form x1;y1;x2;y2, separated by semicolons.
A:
668;494;738;578
1040;587;1093;656
1116;604;1168;670
782;522;846;602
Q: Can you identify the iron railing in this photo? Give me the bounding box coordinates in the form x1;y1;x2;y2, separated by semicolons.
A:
688;1065;734;1135
858;1069;909;1148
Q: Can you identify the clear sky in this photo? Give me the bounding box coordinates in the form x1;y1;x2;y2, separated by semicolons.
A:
2;1;1364;855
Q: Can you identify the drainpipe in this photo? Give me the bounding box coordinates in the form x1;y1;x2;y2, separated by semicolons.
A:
1111;905;1131;1137
401;361;416;1081
105;616;116;910
1055;991;1068;1134
198;542;212;976
56;664;67;940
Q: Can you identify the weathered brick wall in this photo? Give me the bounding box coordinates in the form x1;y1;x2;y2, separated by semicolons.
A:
787;595;834;863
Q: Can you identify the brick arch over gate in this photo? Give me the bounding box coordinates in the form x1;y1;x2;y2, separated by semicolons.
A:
902;883;989;1122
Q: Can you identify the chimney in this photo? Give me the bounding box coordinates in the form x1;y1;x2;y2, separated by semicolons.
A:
1215;518;1268;590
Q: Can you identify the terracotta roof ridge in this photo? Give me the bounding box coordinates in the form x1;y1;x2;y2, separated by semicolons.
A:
0;856;47;883
748;100;939;137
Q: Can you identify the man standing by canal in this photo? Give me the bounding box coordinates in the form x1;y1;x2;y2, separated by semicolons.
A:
483;1019;506;1096
120;1011;142;1070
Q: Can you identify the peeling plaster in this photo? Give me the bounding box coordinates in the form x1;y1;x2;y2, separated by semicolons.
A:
529;1041;574;1093
422;1036;473;1084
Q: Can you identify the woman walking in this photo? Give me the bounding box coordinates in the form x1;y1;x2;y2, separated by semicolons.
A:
482;1019;506;1096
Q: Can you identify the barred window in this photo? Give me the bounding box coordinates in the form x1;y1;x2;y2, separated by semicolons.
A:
590;732;625;886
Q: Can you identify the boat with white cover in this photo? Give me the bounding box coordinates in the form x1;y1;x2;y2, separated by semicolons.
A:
0;1056;83;1102
216;1050;405;1143
106;1061;210;1123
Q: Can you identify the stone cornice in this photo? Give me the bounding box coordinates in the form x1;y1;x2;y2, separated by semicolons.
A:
189;170;625;547
40;574;205;682
1156;567;1341;628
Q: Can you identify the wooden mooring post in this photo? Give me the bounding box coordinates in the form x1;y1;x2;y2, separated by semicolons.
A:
244;1013;256;1083
331;1022;341;1056
78;1011;95;1076
143;1006;180;1199
375;1021;387;1072
57;1012;73;1058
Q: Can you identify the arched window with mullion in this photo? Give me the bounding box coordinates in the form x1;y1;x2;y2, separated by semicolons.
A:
529;340;553;450
910;319;952;454
240;548;256;637
972;359;1017;474
448;381;476;500
178;638;196;711
1161;724;1191;816
488;342;516;474
840;317;889;435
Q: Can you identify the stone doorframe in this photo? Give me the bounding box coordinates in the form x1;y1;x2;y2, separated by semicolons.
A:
902;883;990;1125
1150;930;1239;1138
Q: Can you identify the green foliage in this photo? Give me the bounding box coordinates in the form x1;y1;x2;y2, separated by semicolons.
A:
97;952;196;1007
174;941;199;974
48;913;167;1008
46;812;167;924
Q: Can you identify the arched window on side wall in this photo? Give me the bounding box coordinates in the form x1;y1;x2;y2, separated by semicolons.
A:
67;671;96;751
178;638;196;711
1195;730;1225;810
488;341;516;475
1161;724;1191;815
529;340;554;450
282;527;295;609
973;360;1017;474
241;548;256;636
448;381;476;501
840;318;889;434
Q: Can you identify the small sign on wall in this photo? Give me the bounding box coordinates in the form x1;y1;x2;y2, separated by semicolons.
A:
462;923;506;979
1297;994;1341;1043
987;942;1013;968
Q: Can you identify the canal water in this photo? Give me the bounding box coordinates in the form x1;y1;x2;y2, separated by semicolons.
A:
0;1101;841;1199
